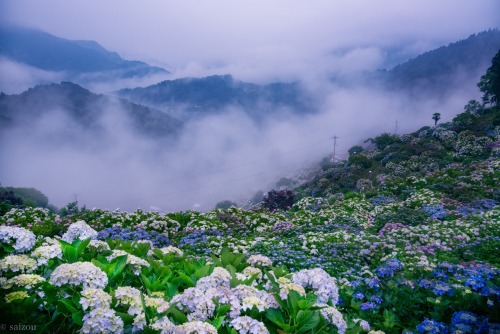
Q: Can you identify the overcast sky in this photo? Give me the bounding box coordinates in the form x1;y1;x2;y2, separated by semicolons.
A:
1;0;499;82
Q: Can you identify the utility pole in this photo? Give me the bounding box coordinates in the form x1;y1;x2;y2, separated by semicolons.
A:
331;135;338;162
394;120;398;135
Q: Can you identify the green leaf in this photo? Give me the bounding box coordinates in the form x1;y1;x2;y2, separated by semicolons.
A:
177;272;195;287
116;311;135;324
194;265;212;279
169;307;188;324
211;316;225;329
72;311;84;326
109;255;127;281
296;311;320;333
76;238;91;255
297;294;318;310
57;299;78;313
266;308;287;327
91;258;109;273
287;290;300;317
63;246;78;263
141;274;153;290
217;304;231;316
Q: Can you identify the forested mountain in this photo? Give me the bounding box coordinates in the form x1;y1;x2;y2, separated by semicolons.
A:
0;82;182;138
378;29;500;96
0;25;167;79
117;75;315;121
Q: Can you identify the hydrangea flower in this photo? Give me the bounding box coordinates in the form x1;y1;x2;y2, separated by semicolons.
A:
114;286;146;332
5;290;30;303
292;268;339;305
196;267;232;291
145;296;170;313
87;240;111;252
320;307;347;334
171;287;215;321
0;254;38;274
80;307;124;334
0;226;36;253
159;246;184;257
31;243;63;266
230;316;270;334
61;220;98;243
80;288;112;310
2;274;46;289
106;250;150;275
276;276;306;300
150;316;176;332
416;318;448;334
247;255;273;267
49;262;108;289
173;321;217;334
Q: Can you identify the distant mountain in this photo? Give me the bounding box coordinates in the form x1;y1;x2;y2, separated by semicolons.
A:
117;74;316;121
378;29;500;96
0;25;168;79
0;82;182;139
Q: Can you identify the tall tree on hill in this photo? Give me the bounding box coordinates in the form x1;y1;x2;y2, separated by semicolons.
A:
478;50;500;106
432;112;441;125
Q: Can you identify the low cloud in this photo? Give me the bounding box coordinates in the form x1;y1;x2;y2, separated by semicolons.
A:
0;70;480;212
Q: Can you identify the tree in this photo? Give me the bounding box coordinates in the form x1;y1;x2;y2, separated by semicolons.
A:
214;200;237;210
261;189;295;211
432;113;441;125
348;145;363;156
478;50;500;106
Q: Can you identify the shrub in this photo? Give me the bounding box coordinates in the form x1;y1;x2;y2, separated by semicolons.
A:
261;189;295;211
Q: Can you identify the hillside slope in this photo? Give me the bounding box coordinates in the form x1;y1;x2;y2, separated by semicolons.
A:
0;82;182;139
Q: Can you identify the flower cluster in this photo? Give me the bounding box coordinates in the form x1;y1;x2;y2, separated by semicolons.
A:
0;226;36;253
49;262;108;289
292;268;339;305
61;220;98;243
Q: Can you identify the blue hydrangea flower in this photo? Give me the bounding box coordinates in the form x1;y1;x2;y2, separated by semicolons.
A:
353;291;365;300
416;319;448;334
360;302;377;311
432;281;454;296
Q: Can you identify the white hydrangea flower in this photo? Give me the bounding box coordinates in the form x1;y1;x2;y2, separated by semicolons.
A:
232;284;278;312
106;250;150;275
276;276;306;300
354;318;370;331
230;316;270;334
61;220;98;243
247;255;272;267
0;226;36;253
5;290;29;303
114;286;146;332
173;321;217;334
150;316;176;333
241;296;267;312
171;287;215;321
196;267;232;291
320;307;346;334
0;254;38;274
80;288;112;310
80;307;124;334
145;296;170;313
114;286;143;315
292;268;339;305
2;274;46;289
205;286;241;319
31;243;62;266
49;262;108;289
159;246;183;257
242;267;263;280
87;240;111;252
